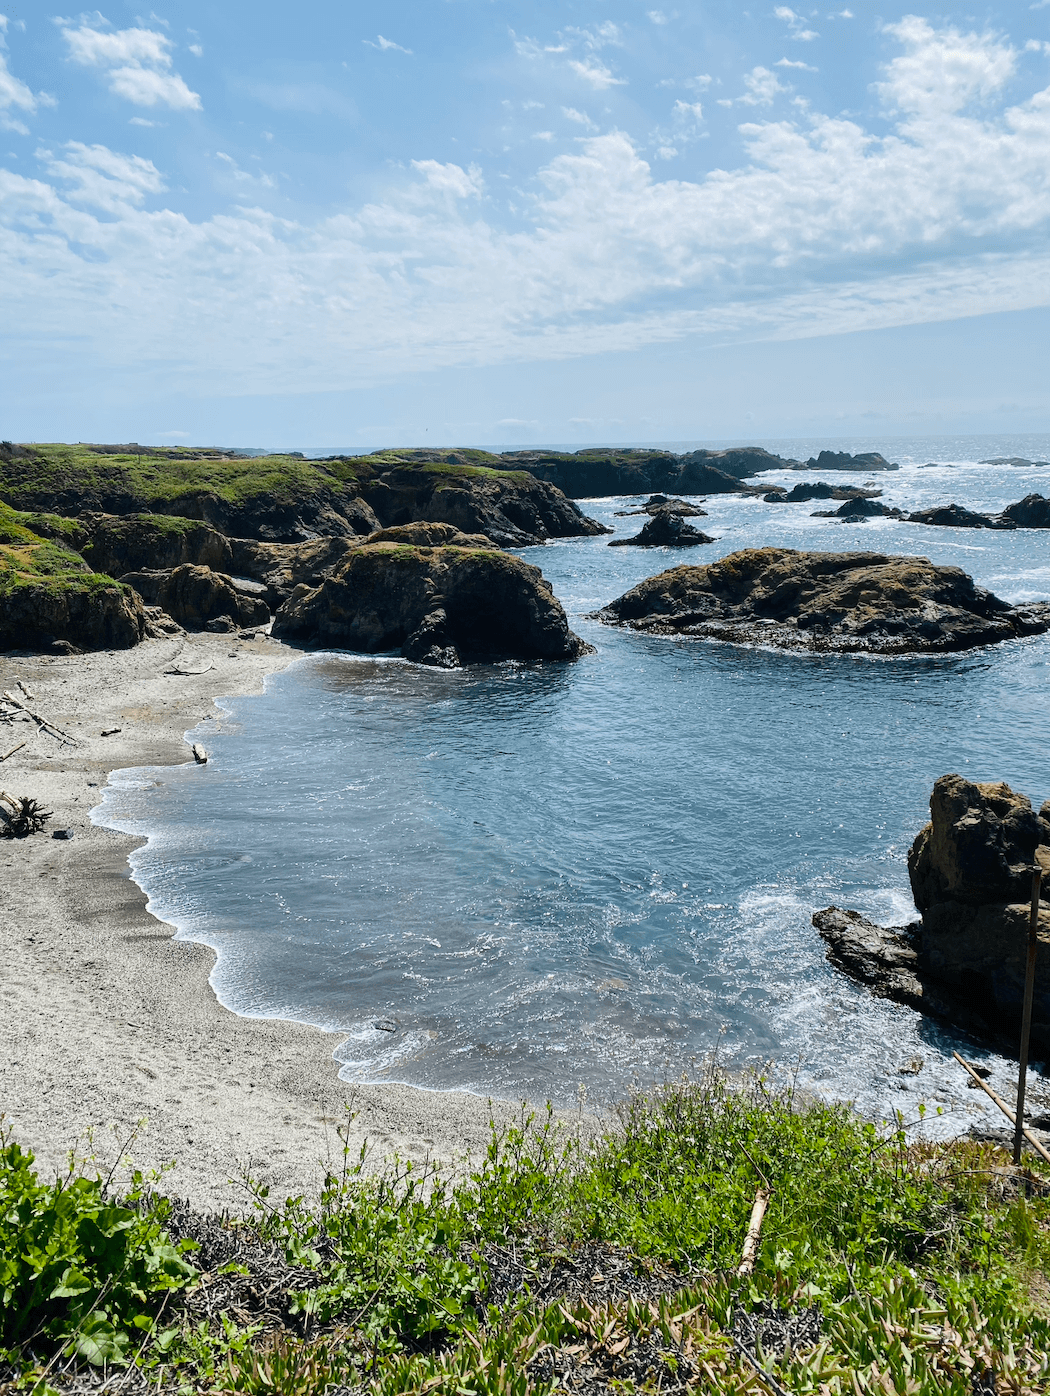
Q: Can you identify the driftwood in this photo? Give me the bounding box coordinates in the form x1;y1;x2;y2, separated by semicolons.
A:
16;679;35;701
953;1052;1050;1167
737;1188;771;1277
1;690;77;746
0;791;53;837
191;744;208;765
0;742;26;763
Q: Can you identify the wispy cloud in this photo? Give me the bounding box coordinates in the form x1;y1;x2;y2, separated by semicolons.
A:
569;58;626;89
3;20;1050;396
562;106;597;130
0;16;46;133
60;18;202;109
776;58;817;70
647;10;669;24
215;151;275;188
775;6;819;42
363;35;412;54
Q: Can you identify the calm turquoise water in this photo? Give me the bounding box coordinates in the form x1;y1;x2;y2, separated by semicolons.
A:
95;437;1050;1131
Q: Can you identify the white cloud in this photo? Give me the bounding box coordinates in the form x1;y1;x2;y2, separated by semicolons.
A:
60;19;202;110
363;35;412;54
188;43;202;57
37;140;165;211
3;21;1050;397
777;58;817;70
532;130;554;141
648;10;669;23
655;144;678;159
409;159;483;197
129;115;161;126
215;151;275;188
569;58;626;89
741;66;787;105
774;6;819;41
562;106;597;129
0;20;44;133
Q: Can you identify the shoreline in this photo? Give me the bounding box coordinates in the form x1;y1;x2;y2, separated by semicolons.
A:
0;632;561;1213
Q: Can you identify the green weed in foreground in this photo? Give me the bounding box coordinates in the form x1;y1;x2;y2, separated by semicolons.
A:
2;1073;1049;1395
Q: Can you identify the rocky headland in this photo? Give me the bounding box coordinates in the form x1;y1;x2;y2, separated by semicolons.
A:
591;548;1050;654
270;523;590;667
815;775;1050;1056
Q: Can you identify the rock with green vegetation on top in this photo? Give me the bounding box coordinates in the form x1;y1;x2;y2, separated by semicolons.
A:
77;512;235;575
119;564;270;630
592;547;1050;653
0;503;147;651
271;524;590;666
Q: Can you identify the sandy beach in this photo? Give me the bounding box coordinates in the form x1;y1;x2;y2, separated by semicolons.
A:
0;631;555;1213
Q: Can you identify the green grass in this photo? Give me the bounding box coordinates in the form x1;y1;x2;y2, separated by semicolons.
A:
3;1071;1048;1395
0;503;98;595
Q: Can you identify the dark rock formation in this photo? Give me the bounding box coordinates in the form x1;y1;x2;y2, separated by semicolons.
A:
608;511;714;548
271;528;590;667
815;776;1050;1055
615;495;708;518
121;565;270;630
229;536;356;608
493;446;794;497
360;465;609;546
811;499;905;521
0;581;147;651
979;457;1049;468
907;503;1013;530
591;548;1050;654
790;450;899;472
766;482;883;504
78;513;234;576
1001;494;1050;528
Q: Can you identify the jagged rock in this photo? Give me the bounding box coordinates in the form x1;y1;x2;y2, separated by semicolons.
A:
121;565;270;630
271;537;590;666
1001;494;1050;528
0;581;147;651
608;511;714;548
494;446;795;497
791;450;899;472
908;775;1050;912
811;499;905;520
979;457;1049;467
591;548;1050;654
229;536;357;608
361;466;609;546
767;482;883;503
907;503;1012;530
676;461;752;494
78;512;234;576
677;447;794;481
614;495;708;518
817;776;1050;1055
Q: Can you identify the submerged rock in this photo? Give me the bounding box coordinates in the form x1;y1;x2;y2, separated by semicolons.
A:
608;511;714;548
271;531;590;667
816;775;1050;1055
120;564;270;630
591;548;1050;654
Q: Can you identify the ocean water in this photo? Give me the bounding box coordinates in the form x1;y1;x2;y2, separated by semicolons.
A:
95;436;1050;1133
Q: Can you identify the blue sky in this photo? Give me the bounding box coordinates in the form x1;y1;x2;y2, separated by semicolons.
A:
1;1;1049;448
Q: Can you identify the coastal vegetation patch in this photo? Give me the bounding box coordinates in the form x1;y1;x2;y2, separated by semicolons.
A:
2;1071;1049;1394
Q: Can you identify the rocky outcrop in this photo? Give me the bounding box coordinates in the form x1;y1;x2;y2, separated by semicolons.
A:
608;511;714;548
615;495;708;518
790;450;899;473
591;548;1050;654
489;446;795;497
907;503;1013;530
0;580;147;651
271;528;589;667
229;536;356;608
765;482;883;504
812;499;905;521
1000;494;1050;528
815;776;1050;1055
120;565;270;630
360;465;609;546
78;513;234;576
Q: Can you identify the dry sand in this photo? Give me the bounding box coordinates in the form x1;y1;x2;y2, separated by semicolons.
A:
0;631;562;1213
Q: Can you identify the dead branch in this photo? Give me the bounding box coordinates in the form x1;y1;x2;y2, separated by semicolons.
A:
737;1187;772;1277
0;691;77;745
0;791;53;837
953;1052;1050;1167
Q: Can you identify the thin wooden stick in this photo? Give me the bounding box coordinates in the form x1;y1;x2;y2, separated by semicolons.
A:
0;742;26;762
737;1187;771;1276
1014;864;1043;1164
0;691;77;745
953;1051;1050;1167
